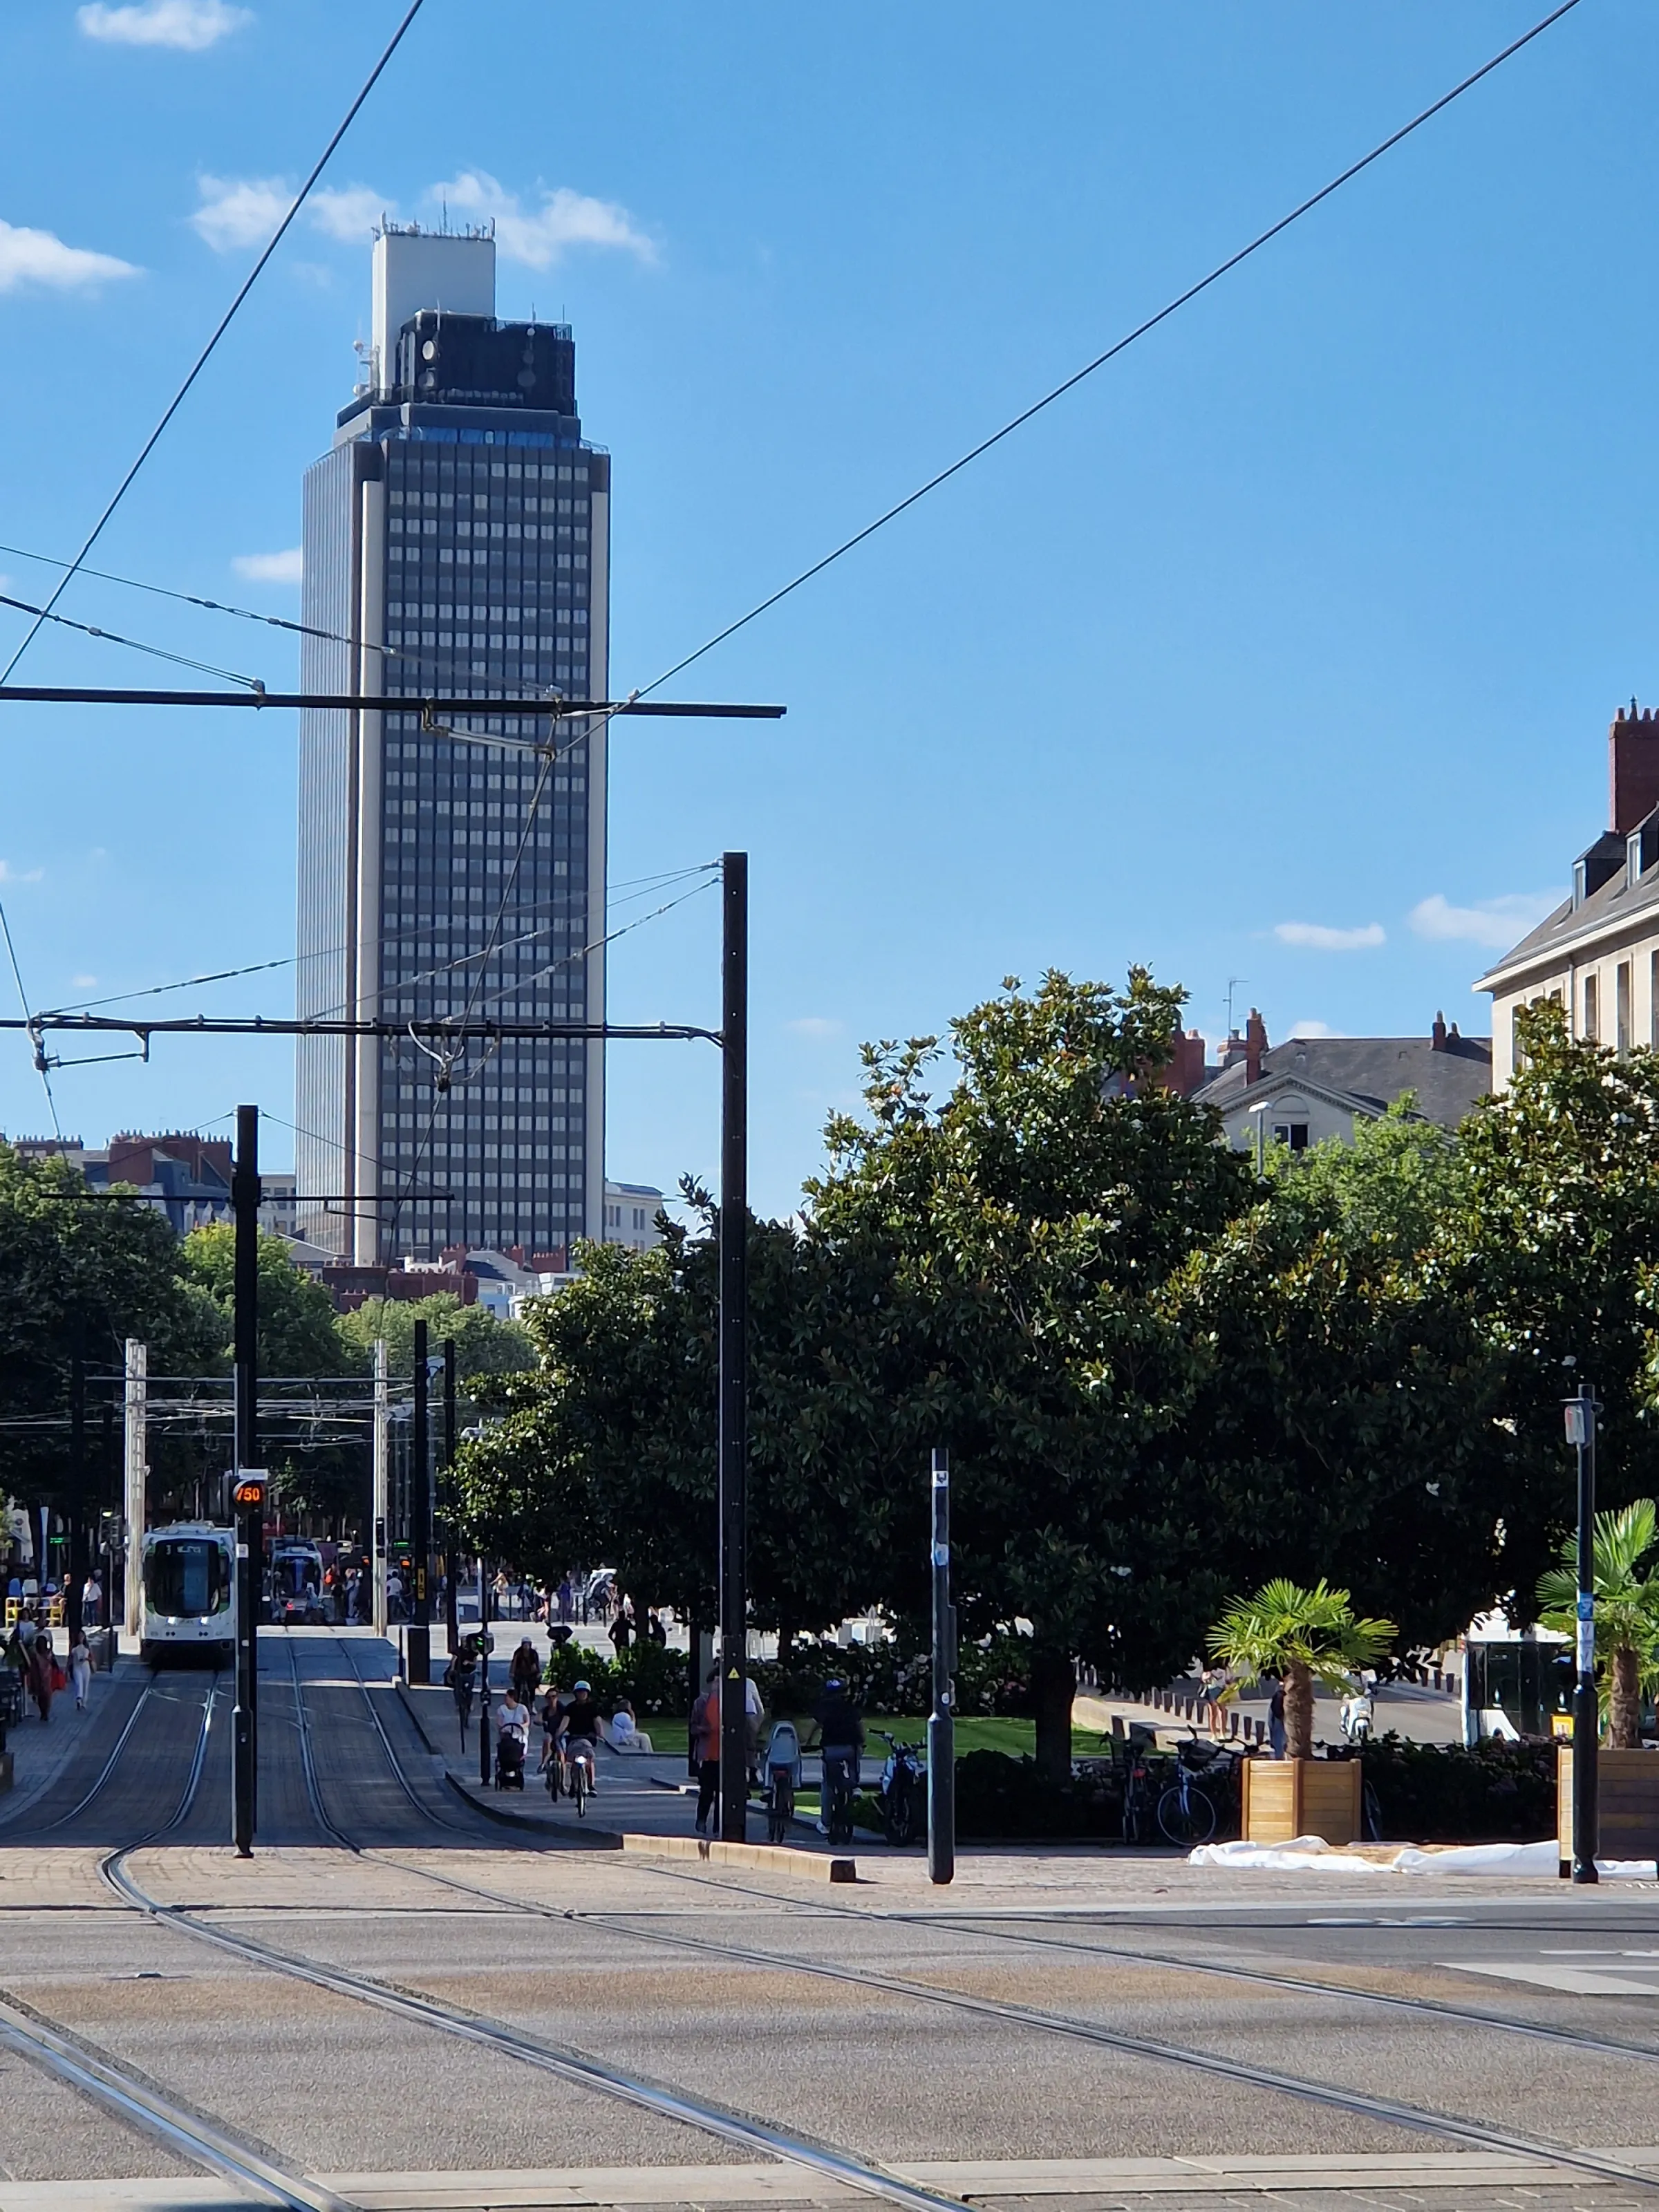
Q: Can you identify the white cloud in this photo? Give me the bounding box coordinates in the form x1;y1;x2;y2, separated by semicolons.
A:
1273;920;1386;953
1286;1018;1346;1039
0;861;44;884
79;0;250;48
1408;890;1560;950
0;219;138;294
232;547;301;585
788;1016;841;1038
190;174;289;252
310;185;393;243
431;171;655;270
71;975;97;989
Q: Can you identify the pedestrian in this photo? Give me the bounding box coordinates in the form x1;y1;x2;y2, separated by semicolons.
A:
646;1609;667;1647
68;1626;93;1712
610;1604;632;1654
693;1667;721;1835
557;1576;573;1626
509;1637;541;1705
82;1571;102;1629
28;1629;57;1723
743;1672;766;1785
1268;1677;1286;1760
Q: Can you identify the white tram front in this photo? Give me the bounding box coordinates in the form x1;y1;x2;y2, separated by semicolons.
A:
140;1522;235;1666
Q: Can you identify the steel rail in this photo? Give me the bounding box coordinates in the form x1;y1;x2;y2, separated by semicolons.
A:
0;1992;357;2212
96;1865;978;2212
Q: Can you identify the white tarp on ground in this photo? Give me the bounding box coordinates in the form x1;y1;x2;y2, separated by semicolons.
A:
1188;1835;1659;1877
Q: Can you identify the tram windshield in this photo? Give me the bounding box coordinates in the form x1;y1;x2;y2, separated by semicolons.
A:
148;1538;230;1619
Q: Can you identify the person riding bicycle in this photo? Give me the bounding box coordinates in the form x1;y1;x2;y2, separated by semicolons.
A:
551;1678;603;1794
805;1678;865;1833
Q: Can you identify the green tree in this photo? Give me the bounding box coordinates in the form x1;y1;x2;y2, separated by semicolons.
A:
805;968;1256;1778
0;1141;222;1515
1207;1578;1396;1759
1537;1500;1659;1749
339;1292;533;1380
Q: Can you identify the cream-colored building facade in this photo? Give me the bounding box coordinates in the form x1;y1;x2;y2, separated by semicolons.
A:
1480;706;1659;1088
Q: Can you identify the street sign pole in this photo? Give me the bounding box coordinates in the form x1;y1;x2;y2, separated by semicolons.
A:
1566;1382;1601;1883
718;851;749;1842
230;1470;265;1857
928;1448;956;1886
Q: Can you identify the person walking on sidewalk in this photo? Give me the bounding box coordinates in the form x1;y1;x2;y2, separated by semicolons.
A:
68;1627;93;1713
27;1629;58;1723
693;1667;721;1835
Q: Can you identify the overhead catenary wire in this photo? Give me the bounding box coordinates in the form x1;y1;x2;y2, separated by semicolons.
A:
635;0;1584;701
0;0;430;686
0;590;263;690
0;897;61;1139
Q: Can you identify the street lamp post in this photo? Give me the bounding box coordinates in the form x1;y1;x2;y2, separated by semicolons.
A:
1564;1382;1601;1884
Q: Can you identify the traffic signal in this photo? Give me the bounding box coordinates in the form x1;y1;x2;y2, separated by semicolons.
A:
232;1471;267;1513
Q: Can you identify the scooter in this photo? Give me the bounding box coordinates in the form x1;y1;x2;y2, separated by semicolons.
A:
875;1730;926;1847
1340;1683;1375;1745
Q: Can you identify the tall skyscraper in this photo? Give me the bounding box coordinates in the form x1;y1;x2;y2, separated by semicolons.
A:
295;225;608;1265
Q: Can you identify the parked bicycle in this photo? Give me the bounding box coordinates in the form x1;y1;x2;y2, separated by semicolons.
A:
1156;1730;1228;1847
1120;1740;1158;1844
874;1730;926;1848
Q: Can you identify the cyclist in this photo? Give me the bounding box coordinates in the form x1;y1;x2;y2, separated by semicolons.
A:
805;1678;865;1838
551;1678;603;1797
509;1637;542;1705
449;1635;478;1745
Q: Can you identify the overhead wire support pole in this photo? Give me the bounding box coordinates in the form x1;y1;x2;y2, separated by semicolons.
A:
231;1105;263;1858
718;852;749;1844
409;1318;431;1687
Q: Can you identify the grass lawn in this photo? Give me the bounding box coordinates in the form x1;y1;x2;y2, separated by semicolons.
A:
622;1714;1114;1764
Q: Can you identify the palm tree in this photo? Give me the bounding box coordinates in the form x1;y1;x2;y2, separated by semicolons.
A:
1537;1499;1659;1751
1208;1579;1396;1760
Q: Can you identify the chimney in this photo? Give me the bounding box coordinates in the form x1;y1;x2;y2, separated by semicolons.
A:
1611;703;1659;835
1432;1010;1447;1051
1164;1028;1210;1097
1244;1007;1268;1085
1219;1029;1248;1070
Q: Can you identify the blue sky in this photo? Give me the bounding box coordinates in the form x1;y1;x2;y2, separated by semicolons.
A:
0;0;1652;1218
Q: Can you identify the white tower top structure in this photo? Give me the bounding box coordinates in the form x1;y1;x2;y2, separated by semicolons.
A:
371;225;496;384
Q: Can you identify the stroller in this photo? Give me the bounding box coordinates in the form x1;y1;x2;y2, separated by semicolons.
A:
495;1725;527;1790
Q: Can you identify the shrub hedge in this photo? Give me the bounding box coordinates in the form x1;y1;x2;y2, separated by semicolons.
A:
1359;1733;1557;1842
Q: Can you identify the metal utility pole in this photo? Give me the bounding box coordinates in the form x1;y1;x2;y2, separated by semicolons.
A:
231;1103;262;1857
123;1338;147;1637
1566;1382;1602;1884
478;1553;492;1789
408;1318;431;1686
102;1401;118;1665
66;1320;86;1647
442;1338;458;1662
718;850;749;1842
372;1340;389;1639
928;1448;956;1886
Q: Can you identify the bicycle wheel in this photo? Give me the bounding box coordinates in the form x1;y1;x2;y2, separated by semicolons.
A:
767;1774;793;1844
883;1774;910;1848
573;1759;589;1817
1157;1783;1215;1847
1362;1781;1383;1843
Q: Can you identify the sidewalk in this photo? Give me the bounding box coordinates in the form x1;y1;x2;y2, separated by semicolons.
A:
402;1676;872;1855
0;1652;147;1826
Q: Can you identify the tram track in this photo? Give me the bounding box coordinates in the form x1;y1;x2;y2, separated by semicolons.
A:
34;1633;1659;2208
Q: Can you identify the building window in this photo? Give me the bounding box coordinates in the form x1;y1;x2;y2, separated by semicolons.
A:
1272;1121;1310;1152
1618;961;1632;1053
1584;973;1599;1042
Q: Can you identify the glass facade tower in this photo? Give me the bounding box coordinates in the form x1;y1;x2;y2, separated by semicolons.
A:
295;227;608;1264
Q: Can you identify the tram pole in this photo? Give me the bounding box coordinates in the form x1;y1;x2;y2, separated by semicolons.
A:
718;851;749;1842
442;1338;459;1665
1566;1382;1602;1883
408;1319;431;1686
928;1447;956;1886
231;1103;263;1857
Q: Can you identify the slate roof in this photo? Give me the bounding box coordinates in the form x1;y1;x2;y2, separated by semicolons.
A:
1475;866;1659;988
1195;1034;1492;1132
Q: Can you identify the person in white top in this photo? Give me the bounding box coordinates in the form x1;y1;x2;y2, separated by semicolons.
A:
68;1630;93;1712
496;1689;531;1747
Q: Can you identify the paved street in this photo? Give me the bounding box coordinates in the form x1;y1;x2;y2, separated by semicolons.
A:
0;1627;1653;2211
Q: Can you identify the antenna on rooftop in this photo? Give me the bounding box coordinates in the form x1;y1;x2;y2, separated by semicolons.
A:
1225;977;1247;1033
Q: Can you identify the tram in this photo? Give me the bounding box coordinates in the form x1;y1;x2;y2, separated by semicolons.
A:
140;1521;236;1667
1461;1609;1572;1743
268;1538;326;1626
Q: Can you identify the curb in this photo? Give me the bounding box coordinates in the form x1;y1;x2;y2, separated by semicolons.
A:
620;1831;857;1883
393;1680;440;1758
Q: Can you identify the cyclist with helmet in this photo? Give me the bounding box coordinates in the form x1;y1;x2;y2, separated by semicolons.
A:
550;1678;604;1794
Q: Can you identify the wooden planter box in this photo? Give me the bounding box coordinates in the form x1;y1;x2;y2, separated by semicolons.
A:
1241;1756;1361;1846
1557;1747;1659;1870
